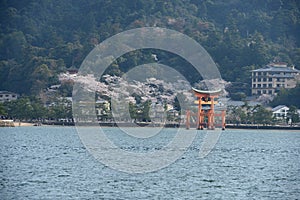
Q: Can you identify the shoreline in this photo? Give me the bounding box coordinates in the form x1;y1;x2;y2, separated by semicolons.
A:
2;121;300;130
0;120;39;127
42;122;300;130
13;122;36;127
225;124;300;130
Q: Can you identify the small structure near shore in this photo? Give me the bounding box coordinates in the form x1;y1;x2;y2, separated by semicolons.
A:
186;88;226;130
0;120;15;127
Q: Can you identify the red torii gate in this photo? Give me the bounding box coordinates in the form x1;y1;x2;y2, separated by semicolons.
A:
186;88;226;130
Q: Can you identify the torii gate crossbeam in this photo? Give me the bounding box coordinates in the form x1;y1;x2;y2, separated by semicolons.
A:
186;88;226;130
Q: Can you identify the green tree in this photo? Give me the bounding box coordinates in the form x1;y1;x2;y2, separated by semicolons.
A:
287;105;300;126
227;106;246;125
0;31;27;61
30;97;47;121
271;84;300;108
48;98;72;121
252;105;274;125
4;97;33;121
31;64;53;94
0;103;7;116
129;102;137;121
142;100;151;122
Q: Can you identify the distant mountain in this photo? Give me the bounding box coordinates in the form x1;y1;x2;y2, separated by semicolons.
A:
1;0;299;96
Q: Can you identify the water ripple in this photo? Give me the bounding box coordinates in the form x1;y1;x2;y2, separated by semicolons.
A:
0;127;299;199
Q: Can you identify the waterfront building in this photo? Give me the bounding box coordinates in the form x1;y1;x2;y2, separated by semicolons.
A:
251;62;299;96
95;99;110;117
272;105;289;120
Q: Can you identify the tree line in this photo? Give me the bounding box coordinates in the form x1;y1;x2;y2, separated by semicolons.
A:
2;96;299;126
0;97;72;122
227;103;300;126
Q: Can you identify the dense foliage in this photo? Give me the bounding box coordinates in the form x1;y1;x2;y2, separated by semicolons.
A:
1;0;300;96
270;84;300;107
0;96;72;121
227;104;275;125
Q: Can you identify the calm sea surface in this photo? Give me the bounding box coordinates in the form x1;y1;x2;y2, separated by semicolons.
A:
0;127;299;200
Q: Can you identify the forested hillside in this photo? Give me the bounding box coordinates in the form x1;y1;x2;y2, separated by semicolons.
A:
1;0;299;95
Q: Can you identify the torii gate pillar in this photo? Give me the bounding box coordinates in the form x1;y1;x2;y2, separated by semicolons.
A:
186;88;225;130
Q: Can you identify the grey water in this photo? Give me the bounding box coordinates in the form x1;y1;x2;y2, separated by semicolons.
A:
0;127;299;200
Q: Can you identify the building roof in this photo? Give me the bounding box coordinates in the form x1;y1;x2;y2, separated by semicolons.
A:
0;91;18;95
272;105;289;112
192;87;222;95
96;100;108;104
252;62;300;73
252;66;299;73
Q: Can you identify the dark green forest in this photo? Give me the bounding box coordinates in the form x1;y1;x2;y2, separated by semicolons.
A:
1;0;300;96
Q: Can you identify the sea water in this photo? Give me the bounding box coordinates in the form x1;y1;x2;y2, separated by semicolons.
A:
0;127;299;199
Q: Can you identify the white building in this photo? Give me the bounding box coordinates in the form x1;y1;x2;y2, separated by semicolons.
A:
272;105;289;120
251;62;299;96
0;91;18;102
